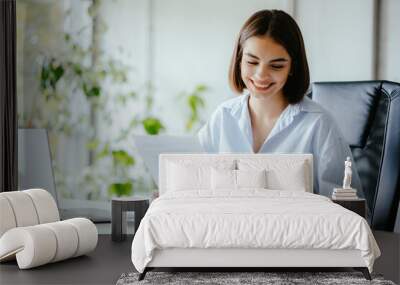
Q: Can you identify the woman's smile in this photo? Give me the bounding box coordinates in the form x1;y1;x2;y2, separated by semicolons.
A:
250;79;276;92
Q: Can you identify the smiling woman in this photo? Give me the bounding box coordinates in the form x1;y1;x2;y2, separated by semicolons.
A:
197;9;364;204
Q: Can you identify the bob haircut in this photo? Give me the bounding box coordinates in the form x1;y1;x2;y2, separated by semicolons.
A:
229;10;310;104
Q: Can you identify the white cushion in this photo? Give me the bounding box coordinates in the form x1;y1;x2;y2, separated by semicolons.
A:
236;169;267;189
167;162;210;191
211;168;267;190
267;161;307;191
211;168;236;190
0;189;97;269
0;191;39;227
159;154;313;195
0;189;60;237
0;196;17;237
166;160;235;191
0;218;98;269
24;189;60;223
0;226;57;268
42;221;79;262
65;218;98;257
238;159;310;192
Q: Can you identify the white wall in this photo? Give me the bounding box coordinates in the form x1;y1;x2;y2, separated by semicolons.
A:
379;0;400;82
295;0;375;82
99;0;148;86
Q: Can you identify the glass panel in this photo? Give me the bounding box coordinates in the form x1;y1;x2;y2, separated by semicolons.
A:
16;0;198;222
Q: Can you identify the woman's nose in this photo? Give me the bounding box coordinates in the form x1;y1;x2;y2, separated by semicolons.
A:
254;65;270;81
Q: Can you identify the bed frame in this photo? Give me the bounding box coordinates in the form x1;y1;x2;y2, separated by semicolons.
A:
138;154;372;281
139;248;371;280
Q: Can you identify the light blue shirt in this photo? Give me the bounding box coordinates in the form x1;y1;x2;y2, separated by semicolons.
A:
198;93;364;200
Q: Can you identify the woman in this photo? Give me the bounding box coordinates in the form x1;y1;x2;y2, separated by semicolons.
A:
198;10;363;200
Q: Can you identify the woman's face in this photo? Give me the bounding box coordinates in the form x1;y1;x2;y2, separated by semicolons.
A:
240;35;292;99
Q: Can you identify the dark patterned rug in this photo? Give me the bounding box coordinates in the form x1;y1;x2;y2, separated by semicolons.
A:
116;271;396;285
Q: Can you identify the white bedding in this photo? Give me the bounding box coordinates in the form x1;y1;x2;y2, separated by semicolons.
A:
131;189;380;273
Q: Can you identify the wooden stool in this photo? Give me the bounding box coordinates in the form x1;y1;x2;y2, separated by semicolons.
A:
111;197;149;242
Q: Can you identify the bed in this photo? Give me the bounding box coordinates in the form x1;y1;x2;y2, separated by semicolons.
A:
131;153;380;280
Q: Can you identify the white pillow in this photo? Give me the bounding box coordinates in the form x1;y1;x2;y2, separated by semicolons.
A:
167;162;210;191
211;168;267;190
266;161;307;191
238;159;310;192
211;168;236;190
236;169;267;188
166;159;236;192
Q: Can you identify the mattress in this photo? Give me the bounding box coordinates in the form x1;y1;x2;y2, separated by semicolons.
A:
131;189;380;273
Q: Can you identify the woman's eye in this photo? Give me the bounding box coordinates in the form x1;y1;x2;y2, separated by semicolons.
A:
271;65;284;69
247;61;258;65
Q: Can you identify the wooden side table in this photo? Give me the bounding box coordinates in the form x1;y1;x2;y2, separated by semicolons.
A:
332;198;366;218
112;197;149;242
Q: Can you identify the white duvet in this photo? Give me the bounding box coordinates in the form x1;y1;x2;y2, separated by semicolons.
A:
131;189;380;273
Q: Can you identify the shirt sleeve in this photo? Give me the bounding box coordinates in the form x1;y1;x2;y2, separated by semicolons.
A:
197;107;223;153
197;122;214;153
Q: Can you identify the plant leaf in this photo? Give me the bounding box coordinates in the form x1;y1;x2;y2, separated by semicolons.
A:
112;150;135;166
142;117;164;135
108;182;133;197
195;84;207;93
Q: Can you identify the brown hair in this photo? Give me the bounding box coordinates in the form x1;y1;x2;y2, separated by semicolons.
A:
229;10;309;104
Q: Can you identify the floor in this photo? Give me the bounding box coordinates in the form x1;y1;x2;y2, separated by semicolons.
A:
0;231;399;285
373;231;400;284
0;235;134;285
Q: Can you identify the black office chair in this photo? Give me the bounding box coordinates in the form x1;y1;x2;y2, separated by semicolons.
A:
310;80;400;232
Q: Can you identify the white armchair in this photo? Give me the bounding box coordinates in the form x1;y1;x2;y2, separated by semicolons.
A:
0;189;98;269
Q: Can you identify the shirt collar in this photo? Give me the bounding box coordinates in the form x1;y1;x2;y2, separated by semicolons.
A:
267;99;301;141
231;94;319;150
